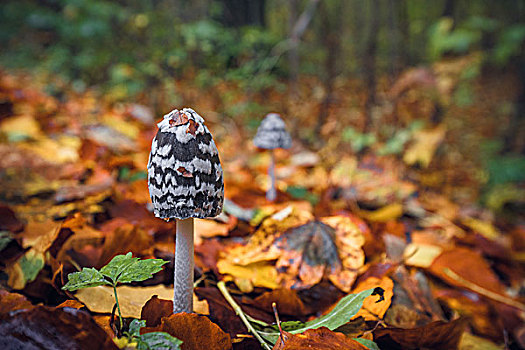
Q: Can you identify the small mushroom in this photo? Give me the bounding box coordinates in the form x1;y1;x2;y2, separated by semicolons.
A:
253;113;292;202
148;108;224;313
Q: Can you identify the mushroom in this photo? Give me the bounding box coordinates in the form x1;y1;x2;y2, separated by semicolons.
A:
253;113;292;202
147;108;224;313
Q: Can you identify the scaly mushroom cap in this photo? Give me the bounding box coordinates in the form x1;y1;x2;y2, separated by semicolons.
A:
147;108;224;220
253;113;292;150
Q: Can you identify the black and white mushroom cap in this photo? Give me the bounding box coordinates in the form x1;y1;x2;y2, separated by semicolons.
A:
253;113;292;150
147;108;224;220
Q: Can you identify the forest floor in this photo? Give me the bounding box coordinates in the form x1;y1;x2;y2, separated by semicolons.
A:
0;56;524;350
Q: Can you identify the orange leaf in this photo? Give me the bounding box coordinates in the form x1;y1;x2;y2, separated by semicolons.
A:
141;312;232;350
272;327;368;350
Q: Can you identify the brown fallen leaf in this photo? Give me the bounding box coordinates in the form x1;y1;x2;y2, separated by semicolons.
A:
429;248;506;295
141;295;174;327
373;318;467;350
273;327;368;350
0;289;33;315
248;288;310;317
0;305;118;349
141;312;232;350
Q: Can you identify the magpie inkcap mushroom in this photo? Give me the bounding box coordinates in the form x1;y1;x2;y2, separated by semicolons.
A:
253;113;292;150
253;113;291;202
147;107;224;313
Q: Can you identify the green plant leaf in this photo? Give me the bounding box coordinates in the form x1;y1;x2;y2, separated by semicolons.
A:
127;318;182;350
62;267;109;291
254;288;376;344
100;252;139;282
128;319;146;338
136;332;183;350
354;338;380;350
99;252;167;284
117;258;168;284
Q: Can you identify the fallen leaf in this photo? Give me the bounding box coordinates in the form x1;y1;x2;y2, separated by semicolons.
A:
374;318;467;350
429;248;506;295
403;243;443;268
0;305;118;349
141;312;232;350
461;217;500;241
141;295;173;327
0;290;33;315
458;332;503;350
360;203;403;223
75;285;209;317
403;125;446;167
248;289;310;316
217;260;280;292
273;327;368;350
0;204;24;232
351;276;393;321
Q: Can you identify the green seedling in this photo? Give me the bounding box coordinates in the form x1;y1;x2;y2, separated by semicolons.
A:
123;319;182;350
62;252;168;335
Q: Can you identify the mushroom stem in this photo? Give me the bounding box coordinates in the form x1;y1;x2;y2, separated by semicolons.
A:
174;218;194;313
267;149;277;202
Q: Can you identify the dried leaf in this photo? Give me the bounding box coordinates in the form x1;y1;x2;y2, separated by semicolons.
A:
403;125;446;167
141;313;232;350
272;327;369;350
0;305;118;349
351;276;393;321
76;285;209;317
373;318;467;350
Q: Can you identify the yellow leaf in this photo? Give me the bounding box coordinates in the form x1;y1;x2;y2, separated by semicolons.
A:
0;114;43;140
404;243;443;268
360;203;403;222
76;285;209;317
351;276;394;321
404;125;446;167
216;260;280;292
458;332;503;350
461;218;500;241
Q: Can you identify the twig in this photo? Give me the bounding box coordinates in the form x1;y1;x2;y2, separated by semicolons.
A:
272;302;285;347
217;281;272;350
443;268;525;311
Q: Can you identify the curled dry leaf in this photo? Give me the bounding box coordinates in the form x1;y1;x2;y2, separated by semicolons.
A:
272;327;368;350
141;312;232;350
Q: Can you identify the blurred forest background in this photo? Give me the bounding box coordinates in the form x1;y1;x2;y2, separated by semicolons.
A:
2;0;525;210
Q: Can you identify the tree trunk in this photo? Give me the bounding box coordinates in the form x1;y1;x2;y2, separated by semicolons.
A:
363;0;380;133
218;0;266;27
315;0;343;138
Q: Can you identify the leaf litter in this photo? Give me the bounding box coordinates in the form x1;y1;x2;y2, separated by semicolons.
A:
0;68;523;350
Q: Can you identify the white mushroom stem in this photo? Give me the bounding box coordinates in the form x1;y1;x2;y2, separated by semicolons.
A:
174;218;194;313
267;149;277;202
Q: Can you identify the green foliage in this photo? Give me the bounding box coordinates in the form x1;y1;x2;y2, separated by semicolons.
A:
126;319;183;350
251;288;380;347
63;252;168;290
342;127;377;153
62;252;168;334
0;0;283;99
62;267;109;291
429;15;525;66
